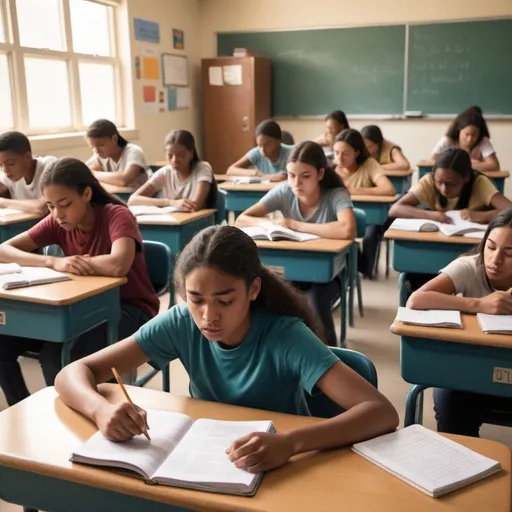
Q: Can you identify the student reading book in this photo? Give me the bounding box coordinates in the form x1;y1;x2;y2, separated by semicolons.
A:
360;125;410;171
71;409;273;496
55;225;398;476
352;424;501;497
240;225;320;242
407;208;512;437
128;130;216;212
235;141;356;346
0;158;159;407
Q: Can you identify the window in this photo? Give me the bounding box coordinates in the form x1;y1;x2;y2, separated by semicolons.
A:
0;0;120;134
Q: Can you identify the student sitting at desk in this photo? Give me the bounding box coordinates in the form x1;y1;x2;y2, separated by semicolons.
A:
314;110;350;148
234;141;356;347
227;120;293;182
407;208;512;437
334;129;396;279
431;105;500;173
86;119;148;189
0;131;55;216
128;130;215;212
55;225;398;471
389;148;512;291
0;158;159;407
360;125;410;171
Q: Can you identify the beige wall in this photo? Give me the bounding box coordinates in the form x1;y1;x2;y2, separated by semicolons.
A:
199;0;512;195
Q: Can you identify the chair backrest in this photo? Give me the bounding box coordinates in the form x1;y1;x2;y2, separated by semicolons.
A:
305;347;378;419
281;130;295;145
353;208;367;238
143;240;173;296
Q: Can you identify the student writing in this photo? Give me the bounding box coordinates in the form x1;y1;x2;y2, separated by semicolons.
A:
55;225;398;472
431;105;500;173
407;208;512;438
0;158;159;407
235;141;356;347
360;125;410;171
334;129;395;279
0;131;55;216
128;130;216;212
227;120;293;182
86;119;148;188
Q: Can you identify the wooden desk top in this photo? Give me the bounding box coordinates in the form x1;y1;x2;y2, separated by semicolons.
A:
391;313;512;349
417;160;435;167
102;183;135;195
0;386;509;512
384;229;482;244
351;194;400;203
136;209;216;226
0;212;42;226
0;274;126;306
255;238;352;253
383;169;414;177
218;182;277;192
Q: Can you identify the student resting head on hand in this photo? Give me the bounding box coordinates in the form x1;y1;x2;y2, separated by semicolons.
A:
360;125;410;171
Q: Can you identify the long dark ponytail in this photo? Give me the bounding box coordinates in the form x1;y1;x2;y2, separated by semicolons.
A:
41;157;126;207
174;225;325;341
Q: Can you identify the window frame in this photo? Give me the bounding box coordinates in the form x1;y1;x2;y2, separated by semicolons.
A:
0;0;122;135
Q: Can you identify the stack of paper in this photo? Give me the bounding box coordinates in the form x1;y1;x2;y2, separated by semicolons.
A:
395;307;462;328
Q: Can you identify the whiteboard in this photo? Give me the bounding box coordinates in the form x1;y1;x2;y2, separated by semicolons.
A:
162;54;189;87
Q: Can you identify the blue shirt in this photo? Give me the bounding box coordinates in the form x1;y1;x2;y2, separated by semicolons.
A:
134;305;339;415
261;183;353;223
245;144;294;174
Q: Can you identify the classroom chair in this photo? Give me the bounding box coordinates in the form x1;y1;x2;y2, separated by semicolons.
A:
306;347;378;418
134;240;173;391
281;131;295;145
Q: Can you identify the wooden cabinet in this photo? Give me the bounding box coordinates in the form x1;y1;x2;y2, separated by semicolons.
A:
201;57;271;174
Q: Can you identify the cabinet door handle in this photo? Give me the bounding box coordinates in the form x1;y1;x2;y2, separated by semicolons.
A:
242;116;249;132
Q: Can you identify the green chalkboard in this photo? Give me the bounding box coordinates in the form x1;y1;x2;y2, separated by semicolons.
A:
217;26;406;116
407;20;512;114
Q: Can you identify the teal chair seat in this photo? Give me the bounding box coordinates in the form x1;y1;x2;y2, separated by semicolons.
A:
306;347;377;418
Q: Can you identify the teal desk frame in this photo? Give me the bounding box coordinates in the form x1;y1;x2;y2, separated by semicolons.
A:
222;189;266;215
0;217;40;243
351;200;392;227
387;174;411;195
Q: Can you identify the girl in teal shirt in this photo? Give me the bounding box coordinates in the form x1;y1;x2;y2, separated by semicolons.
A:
56;225;398;473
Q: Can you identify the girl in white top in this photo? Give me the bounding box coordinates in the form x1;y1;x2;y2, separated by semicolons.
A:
431;106;500;174
407;208;512;437
86;119;148;189
128;130;215;212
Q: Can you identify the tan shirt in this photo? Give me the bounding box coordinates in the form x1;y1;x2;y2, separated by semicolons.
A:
377;140;399;165
410;173;498;211
441;255;493;297
340;157;384;189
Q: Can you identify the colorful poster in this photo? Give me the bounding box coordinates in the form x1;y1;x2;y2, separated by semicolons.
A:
142;56;160;80
134;56;141;79
134;18;160;43
159;90;166;112
143;85;156;103
167;87;177;111
173;28;184;50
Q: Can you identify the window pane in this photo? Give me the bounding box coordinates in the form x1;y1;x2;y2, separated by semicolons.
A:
25;58;71;129
16;0;65;51
0;8;5;43
70;0;111;56
79;62;116;125
0;55;14;130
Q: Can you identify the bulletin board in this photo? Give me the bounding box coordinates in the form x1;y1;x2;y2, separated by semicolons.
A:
162;53;189;87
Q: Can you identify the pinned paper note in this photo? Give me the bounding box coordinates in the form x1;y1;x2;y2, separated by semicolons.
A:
173;28;184;50
209;66;223;86
142;85;158;116
223;64;242;86
142;56;160;80
176;87;191;109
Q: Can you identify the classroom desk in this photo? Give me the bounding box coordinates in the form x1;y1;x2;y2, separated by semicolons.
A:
0;212;42;243
0;275;125;365
102;183;135;202
416;161;509;194
351;194;398;227
218;182;276;214
384;169;413;195
1;385;509;512
136;209;216;255
384;229;480;275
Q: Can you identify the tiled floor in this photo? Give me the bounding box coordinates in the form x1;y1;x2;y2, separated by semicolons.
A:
1;258;510;511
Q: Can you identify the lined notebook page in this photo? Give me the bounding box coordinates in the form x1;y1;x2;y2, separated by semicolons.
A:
353;425;500;496
395;307;462;327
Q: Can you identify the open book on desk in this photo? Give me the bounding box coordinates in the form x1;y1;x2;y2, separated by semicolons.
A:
477;313;512;334
390;211;488;237
395;307;462;328
241;225;320;242
352;424;501;498
0;266;70;290
129;205;186;216
70;410;274;497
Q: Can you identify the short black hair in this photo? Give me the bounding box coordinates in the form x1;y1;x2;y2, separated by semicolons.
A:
325;110;349;130
0;131;32;155
255;119;282;140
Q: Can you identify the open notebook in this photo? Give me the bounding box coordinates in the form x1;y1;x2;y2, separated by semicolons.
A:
241;225;320;242
390;211;488;237
232;177;270;184
477;313;512;334
0;265;70;290
352;425;501;498
395;307;462;328
70;410;274;496
129;205;185;216
0;208;23;219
